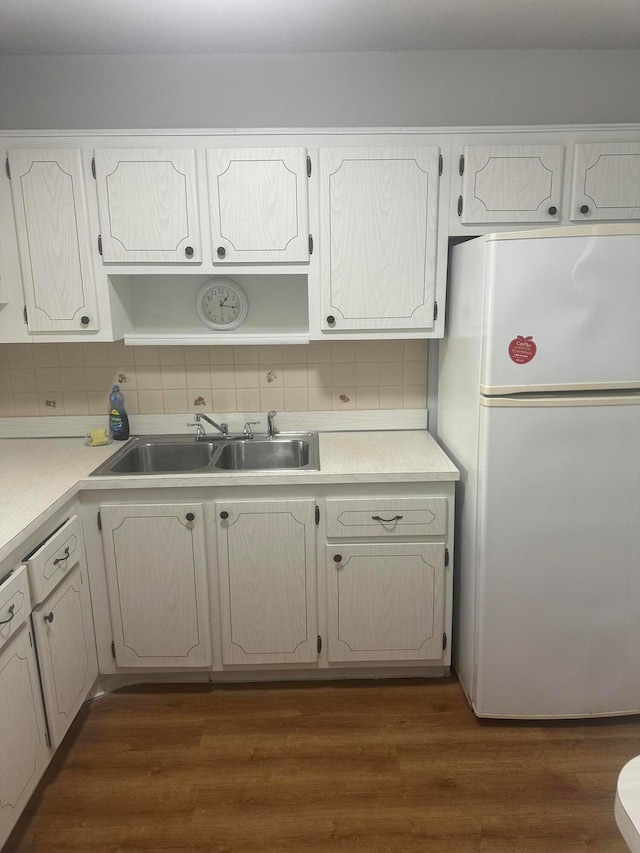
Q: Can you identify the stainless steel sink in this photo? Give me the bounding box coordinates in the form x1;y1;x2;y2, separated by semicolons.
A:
90;433;319;475
107;440;218;473
213;437;312;471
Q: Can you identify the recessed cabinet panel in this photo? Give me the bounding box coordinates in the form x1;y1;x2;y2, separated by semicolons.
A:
26;514;84;606
325;497;448;539
32;564;98;748
94;149;201;264
208;148;310;264
100;503;211;668
216;499;317;665
319;147;440;331
570;142;640;221
327;542;445;663
0;624;50;850
460;145;564;224
8;149;99;332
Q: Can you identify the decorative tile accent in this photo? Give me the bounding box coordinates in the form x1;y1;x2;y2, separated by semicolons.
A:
0;340;429;417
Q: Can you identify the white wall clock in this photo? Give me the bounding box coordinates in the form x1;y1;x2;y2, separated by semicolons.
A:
196;278;248;330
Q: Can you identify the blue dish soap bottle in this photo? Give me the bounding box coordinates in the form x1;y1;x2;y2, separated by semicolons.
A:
108;384;130;441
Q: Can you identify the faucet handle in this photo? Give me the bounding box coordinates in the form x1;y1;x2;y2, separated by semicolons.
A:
243;420;260;437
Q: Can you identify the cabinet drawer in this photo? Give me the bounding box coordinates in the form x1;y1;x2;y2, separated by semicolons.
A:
25;515;85;606
325;498;447;538
0;565;30;651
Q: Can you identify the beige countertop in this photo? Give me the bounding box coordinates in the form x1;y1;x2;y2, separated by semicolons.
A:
0;431;458;563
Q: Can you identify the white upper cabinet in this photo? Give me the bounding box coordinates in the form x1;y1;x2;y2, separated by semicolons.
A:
458;144;564;225
207;148;310;264
94;149;202;264
318;147;441;333
570;142;640;221
8;149;99;332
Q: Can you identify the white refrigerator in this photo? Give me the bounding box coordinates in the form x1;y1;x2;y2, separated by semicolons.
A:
437;224;640;719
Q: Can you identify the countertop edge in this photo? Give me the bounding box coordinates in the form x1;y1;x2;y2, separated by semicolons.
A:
0;431;459;564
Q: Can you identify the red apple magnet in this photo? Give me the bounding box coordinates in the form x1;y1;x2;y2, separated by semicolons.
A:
508;335;537;364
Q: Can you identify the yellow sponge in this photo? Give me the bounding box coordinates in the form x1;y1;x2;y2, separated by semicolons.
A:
89;428;109;446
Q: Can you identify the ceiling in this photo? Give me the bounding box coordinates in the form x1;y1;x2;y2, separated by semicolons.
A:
0;0;639;56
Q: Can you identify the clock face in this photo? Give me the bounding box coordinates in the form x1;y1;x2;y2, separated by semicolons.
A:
196;279;248;330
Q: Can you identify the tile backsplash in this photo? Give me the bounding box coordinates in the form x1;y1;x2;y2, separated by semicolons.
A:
0;340;428;417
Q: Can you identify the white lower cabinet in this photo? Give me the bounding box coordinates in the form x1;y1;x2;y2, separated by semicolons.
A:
86;484;453;677
324;495;451;667
215;499;318;665
326;542;446;663
0;567;50;850
25;512;99;747
99;503;212;668
31;563;98;748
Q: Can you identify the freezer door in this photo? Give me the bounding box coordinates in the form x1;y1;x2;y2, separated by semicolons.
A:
481;231;640;393
473;397;640;718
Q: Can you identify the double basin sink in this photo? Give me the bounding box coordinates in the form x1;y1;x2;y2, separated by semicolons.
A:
90;432;320;476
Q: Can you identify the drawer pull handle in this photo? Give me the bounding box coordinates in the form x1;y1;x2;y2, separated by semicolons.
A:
0;604;15;626
44;612;54;623
53;547;70;565
371;515;403;523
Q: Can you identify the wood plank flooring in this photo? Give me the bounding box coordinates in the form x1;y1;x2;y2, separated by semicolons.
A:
5;676;638;852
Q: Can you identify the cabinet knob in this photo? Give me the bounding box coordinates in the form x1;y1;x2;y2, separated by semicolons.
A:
580;204;590;215
185;246;194;258
326;315;336;326
333;554;342;563
548;206;557;216
80;316;90;326
220;511;229;520
44;612;54;623
217;246;226;258
185;512;195;522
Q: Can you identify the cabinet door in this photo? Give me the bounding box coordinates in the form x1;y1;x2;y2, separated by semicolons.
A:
326;543;445;663
100;503;211;668
570;142;640;221
208;148;310;264
0;624;50;850
31;563;98;749
319;147;440;332
216;499;317;665
8;148;99;332
459;145;564;225
94;149;201;264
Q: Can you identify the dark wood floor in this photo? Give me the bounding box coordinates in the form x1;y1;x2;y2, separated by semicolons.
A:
5;676;638;852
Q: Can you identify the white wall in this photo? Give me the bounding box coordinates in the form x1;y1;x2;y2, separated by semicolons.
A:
0;49;639;129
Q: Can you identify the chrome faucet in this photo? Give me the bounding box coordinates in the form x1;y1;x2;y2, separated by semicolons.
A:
188;412;228;440
267;410;277;438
